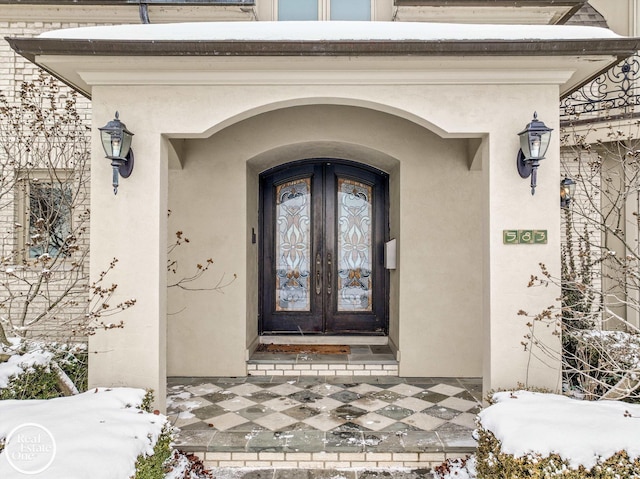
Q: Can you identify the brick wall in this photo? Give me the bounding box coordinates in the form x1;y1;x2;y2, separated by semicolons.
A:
0;16;97;342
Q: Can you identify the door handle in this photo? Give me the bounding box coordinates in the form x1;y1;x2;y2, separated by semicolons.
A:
315;252;322;295
327;253;332;296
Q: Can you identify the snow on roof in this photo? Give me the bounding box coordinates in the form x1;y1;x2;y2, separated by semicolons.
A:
39;21;621;42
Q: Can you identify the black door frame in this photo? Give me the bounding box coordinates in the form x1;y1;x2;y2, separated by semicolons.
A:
258;158;389;335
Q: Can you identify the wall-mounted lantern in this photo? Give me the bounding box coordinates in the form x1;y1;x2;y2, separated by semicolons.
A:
560;177;576;208
99;111;134;195
517;112;553;195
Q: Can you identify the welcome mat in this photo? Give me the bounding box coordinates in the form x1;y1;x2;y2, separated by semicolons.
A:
255;344;350;354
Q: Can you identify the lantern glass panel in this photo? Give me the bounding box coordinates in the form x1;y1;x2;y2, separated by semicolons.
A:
120;132;133;159
538;131;551;159
562;178;576;197
519;132;531;158
100;130;114;157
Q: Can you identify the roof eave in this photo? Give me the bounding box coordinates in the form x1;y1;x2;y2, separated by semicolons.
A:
7;36;640;100
7;36;640;58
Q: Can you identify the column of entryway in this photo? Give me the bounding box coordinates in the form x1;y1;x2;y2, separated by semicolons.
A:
88;98;168;411
483;99;562;395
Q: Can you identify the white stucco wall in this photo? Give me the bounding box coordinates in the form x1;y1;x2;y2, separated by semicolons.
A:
86;68;563;401
90;91;168;408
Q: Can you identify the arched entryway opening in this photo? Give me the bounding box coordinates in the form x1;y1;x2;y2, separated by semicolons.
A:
259;159;389;335
167;102;483;380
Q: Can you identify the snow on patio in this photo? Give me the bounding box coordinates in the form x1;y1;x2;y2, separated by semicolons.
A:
0;387;167;478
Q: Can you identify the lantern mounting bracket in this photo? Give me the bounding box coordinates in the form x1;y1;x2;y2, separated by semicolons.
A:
517;150;533;179
118;150;134;179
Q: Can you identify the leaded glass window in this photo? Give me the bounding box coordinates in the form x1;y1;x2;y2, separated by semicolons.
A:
337;177;372;311
275;177;312;311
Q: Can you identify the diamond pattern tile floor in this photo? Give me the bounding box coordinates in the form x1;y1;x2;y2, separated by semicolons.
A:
167;376;481;453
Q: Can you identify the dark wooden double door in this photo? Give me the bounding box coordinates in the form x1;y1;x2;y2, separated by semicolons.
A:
260;160;388;334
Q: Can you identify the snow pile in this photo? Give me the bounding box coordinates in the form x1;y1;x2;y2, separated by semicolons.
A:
39;21;621;42
479;390;640;469
0;388;167;478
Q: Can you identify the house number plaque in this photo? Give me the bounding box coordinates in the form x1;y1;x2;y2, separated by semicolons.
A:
503;230;547;244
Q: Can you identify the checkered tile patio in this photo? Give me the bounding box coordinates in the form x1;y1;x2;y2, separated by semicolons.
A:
167;375;481;462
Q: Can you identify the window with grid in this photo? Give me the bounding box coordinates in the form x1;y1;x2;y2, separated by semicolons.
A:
18;171;73;260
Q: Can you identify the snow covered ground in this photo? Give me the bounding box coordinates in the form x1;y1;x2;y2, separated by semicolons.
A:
0;346;211;478
0;387;166;478
433;390;640;479
480;390;640;469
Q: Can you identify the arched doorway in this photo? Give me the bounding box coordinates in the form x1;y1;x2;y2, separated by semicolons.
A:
259;159;389;335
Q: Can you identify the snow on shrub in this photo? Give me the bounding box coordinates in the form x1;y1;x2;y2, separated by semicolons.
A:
571;330;640;370
0;340;87;399
0;342;53;389
476;390;640;478
0;388;167;478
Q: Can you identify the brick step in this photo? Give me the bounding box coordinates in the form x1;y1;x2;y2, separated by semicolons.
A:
247;362;399;376
191;450;473;471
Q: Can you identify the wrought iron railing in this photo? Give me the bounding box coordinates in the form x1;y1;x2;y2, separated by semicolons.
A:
560;54;640;120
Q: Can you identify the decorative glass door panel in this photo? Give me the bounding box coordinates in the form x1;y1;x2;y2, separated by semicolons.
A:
260;161;387;334
337;178;372;312
275;178;311;311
